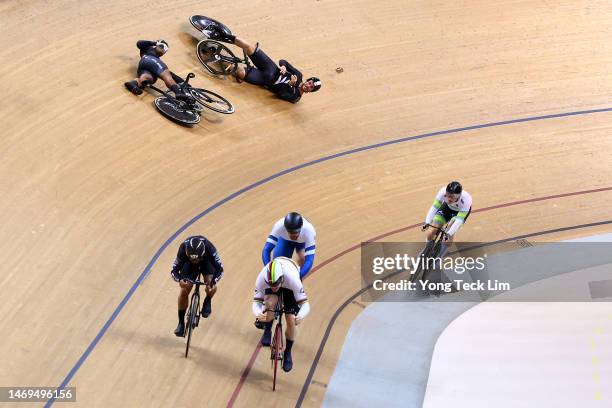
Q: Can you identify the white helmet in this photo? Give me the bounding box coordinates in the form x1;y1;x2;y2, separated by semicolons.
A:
265;259;285;286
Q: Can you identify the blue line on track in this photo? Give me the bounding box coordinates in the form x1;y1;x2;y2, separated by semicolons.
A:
45;106;612;406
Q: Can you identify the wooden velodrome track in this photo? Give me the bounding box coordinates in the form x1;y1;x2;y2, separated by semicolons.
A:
1;0;611;407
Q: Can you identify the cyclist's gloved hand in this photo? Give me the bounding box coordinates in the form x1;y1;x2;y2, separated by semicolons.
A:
254;319;264;329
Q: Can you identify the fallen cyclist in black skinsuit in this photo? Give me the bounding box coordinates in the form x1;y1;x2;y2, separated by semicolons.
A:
124;39;193;103
202;18;322;103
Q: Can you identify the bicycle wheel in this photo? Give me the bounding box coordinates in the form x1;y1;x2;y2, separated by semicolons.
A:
411;239;436;283
185;293;200;358
196;40;237;76
271;322;283;391
154;97;201;125
189;88;235;114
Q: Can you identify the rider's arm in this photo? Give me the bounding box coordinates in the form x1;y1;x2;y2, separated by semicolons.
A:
276;87;301;103
446;194;472;236
446;215;465;236
425;188;446;224
205;240;224;284
136;40;158;57
262;222;283;264
288;274;309;320
137;40;157;50
300;254;314;279
262;241;276;265
296;301;310;321
252;272;266;316
252;300;265;317
279;59;303;84
170;243;187;281
299;226;317;279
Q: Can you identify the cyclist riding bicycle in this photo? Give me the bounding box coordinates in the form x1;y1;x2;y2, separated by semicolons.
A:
124;39;193;103
262;212;316;279
171;235;224;337
203;19;322;103
252;257;310;372
422;181;473;258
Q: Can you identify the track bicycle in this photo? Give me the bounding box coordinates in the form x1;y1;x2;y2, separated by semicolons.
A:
146;72;234;125
190;15;252;76
410;224;450;283
269;291;285;391
181;277;209;358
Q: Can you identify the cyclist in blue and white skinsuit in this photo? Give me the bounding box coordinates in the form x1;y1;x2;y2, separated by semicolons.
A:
262;212;316;280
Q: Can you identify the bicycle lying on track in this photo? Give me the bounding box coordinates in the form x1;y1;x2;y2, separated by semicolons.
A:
190;15;252;77
410;224;450;283
181;277;209;358
145;72;234;125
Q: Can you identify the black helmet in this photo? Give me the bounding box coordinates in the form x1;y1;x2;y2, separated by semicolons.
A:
284;212;303;232
446;181;462;195
185;236;205;261
306;77;322;92
156;40;169;53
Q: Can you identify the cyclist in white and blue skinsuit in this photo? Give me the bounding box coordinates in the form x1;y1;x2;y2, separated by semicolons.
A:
262;212;316;279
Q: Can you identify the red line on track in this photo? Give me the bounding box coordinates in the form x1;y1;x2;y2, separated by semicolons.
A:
226;185;612;407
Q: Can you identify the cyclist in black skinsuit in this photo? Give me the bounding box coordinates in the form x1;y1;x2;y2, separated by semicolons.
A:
170;235;224;337
203;20;322;103
124;39;191;102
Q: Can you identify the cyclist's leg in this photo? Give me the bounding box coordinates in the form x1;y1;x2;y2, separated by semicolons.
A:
169;71;185;84
126;68;154;95
137;55;167;85
439;206;470;257
232;37;256;81
158;70;190;101
200;259;218;317
260;291;279;346
437;220;454;258
137;72;155;86
175;263;195;336
233;37;257;56
159;70;178;88
262;292;279;321
436;203;460;257
282;290;299;372
233;40;279;85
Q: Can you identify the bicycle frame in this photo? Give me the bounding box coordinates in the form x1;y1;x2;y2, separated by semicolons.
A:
196;40;251;76
145;73;196;102
410;224;450;283
270;291;284;391
183;277;208;358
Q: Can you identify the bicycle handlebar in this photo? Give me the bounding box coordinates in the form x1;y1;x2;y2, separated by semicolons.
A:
423;223;450;240
180;278;208;286
423;223;445;231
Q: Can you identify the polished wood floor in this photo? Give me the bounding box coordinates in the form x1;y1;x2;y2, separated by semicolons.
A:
1;1;611;407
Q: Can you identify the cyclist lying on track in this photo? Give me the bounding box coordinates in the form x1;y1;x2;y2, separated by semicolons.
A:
422;181;473;258
252;257;310;372
171;236;224;337
124;39;193;102
203;19;322;103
